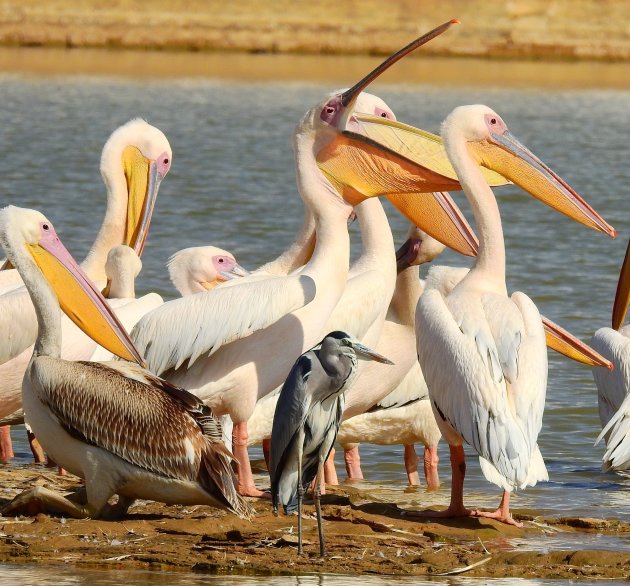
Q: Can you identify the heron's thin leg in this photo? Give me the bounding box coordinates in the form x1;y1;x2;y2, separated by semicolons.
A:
315;459;326;557
297;440;304;556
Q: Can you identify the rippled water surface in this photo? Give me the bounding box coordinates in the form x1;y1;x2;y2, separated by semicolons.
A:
1;68;630;581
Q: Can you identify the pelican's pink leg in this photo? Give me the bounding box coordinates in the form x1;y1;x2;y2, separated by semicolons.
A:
324;448;338;485
0;426;13;463
344;445;364;480
27;429;46;464
262;438;271;472
45;455;66;476
233;421;270;498
404;444;420;486
423;444;440;490
408;444;472;519
473;490;523;527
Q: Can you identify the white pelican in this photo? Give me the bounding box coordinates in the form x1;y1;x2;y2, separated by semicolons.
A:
0;118;171;368
591;239;630;471
167;245;249;295
414;105;614;525
130;20;480;497
337;227;445;488
336;230;612;489
0;206;253;520
0;119;170;423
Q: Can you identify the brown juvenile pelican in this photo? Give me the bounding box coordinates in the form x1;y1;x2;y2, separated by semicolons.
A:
0;206;253;520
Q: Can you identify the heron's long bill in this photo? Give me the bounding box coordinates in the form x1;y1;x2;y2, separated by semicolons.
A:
27;224;146;365
350;341;394;365
478;130;615;238
542;316;612;369
612;238;630;330
123;145;160;257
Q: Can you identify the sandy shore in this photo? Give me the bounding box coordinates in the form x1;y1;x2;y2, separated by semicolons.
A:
1;465;629;579
3;1;630;61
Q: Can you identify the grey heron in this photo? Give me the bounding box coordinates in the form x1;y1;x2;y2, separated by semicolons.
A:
270;330;393;556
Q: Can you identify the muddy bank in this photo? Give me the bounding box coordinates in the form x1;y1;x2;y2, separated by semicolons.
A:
3;1;630;61
0;465;629;579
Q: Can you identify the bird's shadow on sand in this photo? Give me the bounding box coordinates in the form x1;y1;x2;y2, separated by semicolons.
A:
317;492;498;532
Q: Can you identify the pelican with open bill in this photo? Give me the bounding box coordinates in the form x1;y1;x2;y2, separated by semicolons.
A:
320;113;615;239
0;205;253;520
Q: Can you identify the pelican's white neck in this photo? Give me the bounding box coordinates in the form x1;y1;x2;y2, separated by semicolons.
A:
256;207;316;276
351;198;395;275
446;136;506;291
293;130;352;287
81;161;128;283
9;243;62;359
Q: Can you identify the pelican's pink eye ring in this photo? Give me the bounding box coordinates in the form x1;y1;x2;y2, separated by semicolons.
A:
484;113;507;134
320;95;344;126
374;107;395;121
156;151;171;178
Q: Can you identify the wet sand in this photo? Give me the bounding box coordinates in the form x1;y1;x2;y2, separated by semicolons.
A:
1;465;629;579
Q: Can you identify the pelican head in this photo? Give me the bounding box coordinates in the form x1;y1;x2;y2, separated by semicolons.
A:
167;246;249;296
441;105;615;238
0;205;145;365
101;119;173;257
102;245;142;299
395;225;446;273
298;20;484;257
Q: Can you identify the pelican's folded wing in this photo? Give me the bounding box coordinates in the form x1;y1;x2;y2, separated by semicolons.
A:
368;361;428;412
32;357;211;481
596;393;630;471
590;326;630;429
417;289;538;489
131;274;316;376
0;288;38;365
0;268;24;295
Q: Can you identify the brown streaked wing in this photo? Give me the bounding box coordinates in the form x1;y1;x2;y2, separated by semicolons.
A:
32;357;208;481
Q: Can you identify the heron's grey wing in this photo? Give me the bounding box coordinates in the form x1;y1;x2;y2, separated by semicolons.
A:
269;352;314;506
301;394;345;491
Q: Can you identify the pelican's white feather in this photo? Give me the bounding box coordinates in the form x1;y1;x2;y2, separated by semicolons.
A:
591;325;630;470
417;286;547;490
131;274;316;376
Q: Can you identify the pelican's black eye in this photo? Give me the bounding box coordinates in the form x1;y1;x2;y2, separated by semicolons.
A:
381;112;388;118
42;224;49;231
163;157;169;165
218;258;224;263
490;118;497;124
326;106;335;114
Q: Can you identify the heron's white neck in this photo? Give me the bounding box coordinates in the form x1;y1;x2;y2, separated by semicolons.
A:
256;207;316;276
11;245;62;359
446;137;506;292
294;132;351;290
81;167;128;283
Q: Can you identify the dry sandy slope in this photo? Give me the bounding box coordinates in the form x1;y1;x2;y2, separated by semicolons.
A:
2;1;630;60
0;465;629;579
